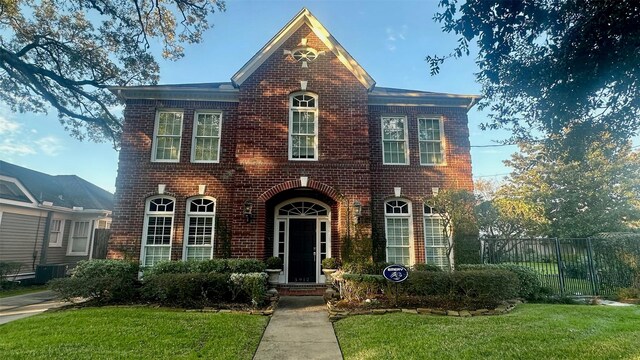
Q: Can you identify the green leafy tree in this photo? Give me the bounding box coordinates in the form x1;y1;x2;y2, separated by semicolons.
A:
428;0;640;154
425;189;478;270
476;197;548;238
0;0;225;145
504;139;640;238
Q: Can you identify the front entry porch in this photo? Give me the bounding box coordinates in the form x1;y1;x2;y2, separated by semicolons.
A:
272;197;332;284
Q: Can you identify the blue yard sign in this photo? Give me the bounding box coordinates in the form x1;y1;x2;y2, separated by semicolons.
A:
383;264;409;283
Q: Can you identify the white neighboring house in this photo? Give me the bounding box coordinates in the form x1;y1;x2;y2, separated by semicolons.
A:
0;160;113;281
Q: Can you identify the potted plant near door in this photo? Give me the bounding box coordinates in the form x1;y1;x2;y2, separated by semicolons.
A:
321;257;340;284
265;257;283;287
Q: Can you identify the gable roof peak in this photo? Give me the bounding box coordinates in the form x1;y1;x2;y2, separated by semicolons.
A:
232;8;375;90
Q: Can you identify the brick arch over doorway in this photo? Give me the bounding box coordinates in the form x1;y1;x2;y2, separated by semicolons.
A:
257;179;341;202
256;180;341;267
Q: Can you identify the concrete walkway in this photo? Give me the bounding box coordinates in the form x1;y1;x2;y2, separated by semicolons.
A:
254;296;342;360
0;290;68;325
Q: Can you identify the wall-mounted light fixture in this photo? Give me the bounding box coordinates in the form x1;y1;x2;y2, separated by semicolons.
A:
353;200;362;224
243;200;254;223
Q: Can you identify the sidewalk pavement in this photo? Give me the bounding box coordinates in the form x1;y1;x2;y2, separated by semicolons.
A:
254;296;343;360
0;290;68;325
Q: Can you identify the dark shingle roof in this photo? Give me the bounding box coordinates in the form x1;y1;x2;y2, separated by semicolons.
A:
0;161;113;210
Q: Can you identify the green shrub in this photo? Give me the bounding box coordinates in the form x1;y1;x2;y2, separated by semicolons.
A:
226;259;265;273
230;273;268;306
457;264;543;300
342;261;391;275
340;274;386;302
142;272;231;307
0;262;22;290
403;271;452;296
50;260;140;303
322;257;340;269
145;259;266;276
337;269;518;309
412;263;443;272
265;257;283;270
616;287;640;300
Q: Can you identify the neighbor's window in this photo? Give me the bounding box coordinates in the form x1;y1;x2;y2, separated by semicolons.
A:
192;111;222;163
152;110;183;162
67;221;91;256
184;197;216;261
289;93;318;160
418;117;445;165
49;219;64;247
423;205;448;269
385;199;413;266
381;116;408;165
142;197;175;266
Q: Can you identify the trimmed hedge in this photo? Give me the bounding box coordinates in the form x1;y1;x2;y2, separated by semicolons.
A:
457;264;543;300
50;260;140;303
339;269;519;309
145;259;266;276
341;261;391;275
412;263;443;272
142;272;231;307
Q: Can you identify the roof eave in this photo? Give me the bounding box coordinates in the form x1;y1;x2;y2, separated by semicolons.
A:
368;93;481;111
108;87;239;102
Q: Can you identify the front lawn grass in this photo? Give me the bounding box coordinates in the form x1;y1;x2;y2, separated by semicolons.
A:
0;307;268;359
0;285;48;298
334;304;640;360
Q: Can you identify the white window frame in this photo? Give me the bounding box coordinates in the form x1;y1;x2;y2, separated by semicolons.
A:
418;116;446;165
183;196;217;261
141;196;175;267
288;92;319;161
151;110;184;162
49;218;65;247
384;198;414;266
381;116;409;165
423;205;450;269
67;220;93;256
191;111;222;163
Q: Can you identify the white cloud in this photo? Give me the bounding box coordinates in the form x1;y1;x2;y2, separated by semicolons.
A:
0;115;21;135
0;139;36;156
385;25;408;52
35;136;64;156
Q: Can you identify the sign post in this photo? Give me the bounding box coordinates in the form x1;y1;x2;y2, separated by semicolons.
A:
383;264;409;307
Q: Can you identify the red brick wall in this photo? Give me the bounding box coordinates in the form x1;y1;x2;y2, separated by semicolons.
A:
108;23;474;266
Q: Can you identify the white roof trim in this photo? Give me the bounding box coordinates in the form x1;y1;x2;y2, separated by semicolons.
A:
232;8;376;90
0;174;38;205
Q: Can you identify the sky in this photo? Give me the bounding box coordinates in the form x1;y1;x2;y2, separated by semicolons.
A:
0;0;518;194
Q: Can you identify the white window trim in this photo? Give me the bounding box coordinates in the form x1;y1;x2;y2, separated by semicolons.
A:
49;218;65;248
151;109;184;163
384;198;414;266
191;110;223;163
182;196;217;261
67;220;93;256
423;205;450;268
381;116;409;165
141;196;175;266
288;92;319;161
418;116;446;166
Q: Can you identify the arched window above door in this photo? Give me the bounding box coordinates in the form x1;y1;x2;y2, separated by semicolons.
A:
278;201;328;216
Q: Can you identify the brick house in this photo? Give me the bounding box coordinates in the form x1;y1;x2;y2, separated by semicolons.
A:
108;8;477;283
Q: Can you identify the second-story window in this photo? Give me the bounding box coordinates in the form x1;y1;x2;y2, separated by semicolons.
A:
382;116;408;165
192;111;222;163
418;117;445;165
153;110;183;162
289;93;318;160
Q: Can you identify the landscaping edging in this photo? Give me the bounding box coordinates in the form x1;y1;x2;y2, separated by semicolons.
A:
326;299;521;321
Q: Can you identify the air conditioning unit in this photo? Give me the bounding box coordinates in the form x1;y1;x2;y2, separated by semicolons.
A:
35;264;68;284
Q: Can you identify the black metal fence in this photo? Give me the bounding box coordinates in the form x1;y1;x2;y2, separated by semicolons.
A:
481;236;640;296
